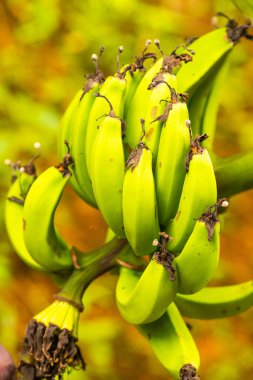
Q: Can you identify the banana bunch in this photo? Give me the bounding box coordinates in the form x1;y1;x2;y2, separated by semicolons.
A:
5;15;253;380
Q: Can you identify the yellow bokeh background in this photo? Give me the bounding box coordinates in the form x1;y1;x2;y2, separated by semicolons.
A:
1;0;253;379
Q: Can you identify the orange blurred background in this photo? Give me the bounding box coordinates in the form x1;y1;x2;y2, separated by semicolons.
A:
1;0;253;379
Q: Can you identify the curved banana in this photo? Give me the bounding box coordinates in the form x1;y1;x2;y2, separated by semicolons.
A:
58;50;105;205
116;255;178;324
122;138;160;256
155;93;190;226
137;303;200;379
165;136;217;254
23;159;76;271
176;280;253;319
85;74;127;176
70;83;101;208
90;104;125;237
57;89;88;202
175;210;220;295
5;170;44;270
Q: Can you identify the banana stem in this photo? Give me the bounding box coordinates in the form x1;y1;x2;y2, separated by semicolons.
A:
57;237;127;306
214;150;253;198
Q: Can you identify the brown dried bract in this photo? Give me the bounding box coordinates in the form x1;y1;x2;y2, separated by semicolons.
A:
153;233;176;280
125;143;148;172
55;141;74;177
216;12;253;45
17;319;85;380
185;133;209;172
180;363;200;380
199;198;227;241
7;196;25;205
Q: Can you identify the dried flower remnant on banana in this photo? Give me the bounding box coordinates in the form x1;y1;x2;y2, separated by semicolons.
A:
153;232;176;280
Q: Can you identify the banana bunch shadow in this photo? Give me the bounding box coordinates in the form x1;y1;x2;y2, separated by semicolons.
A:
5;14;253;380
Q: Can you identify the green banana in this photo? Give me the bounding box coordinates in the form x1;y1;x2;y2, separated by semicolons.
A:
176;27;234;96
85;71;127;177
5;168;44;270
116;253;178;324
124;42;192;155
122;136;160;256
176;280;253;319
137;303;200;380
90;96;125;237
23;157;76;271
186;55;229;137
122;39;157;115
57;89;88;202
70;85;101;208
142;73;178;164
175;209;220;295
165;135;217;254
124;58;163;154
155;91;190;226
200;59;230;151
58;50;104;205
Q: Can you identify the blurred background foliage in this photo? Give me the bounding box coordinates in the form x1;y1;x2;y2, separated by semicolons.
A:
0;0;253;379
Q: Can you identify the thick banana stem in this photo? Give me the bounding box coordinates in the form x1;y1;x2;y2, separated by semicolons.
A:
57;237;127;307
215;150;253;197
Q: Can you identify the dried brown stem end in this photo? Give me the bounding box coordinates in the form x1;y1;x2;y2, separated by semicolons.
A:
180;363;200;380
17;319;85;380
153;232;176;280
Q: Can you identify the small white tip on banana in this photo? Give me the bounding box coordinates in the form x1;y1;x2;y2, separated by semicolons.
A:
91;53;98;62
34;141;41;149
4;159;12;166
221;200;229;207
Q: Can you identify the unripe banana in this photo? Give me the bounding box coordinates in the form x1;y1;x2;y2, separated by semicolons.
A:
57;89;88;202
142;74;178;165
58;50;105;205
122;138;160;256
123;68;146;115
5;171;44;270
23;159;76;271
175;210;220;295
90;105;125;237
176;27;234;96
122;39;157;115
124;59;163;153
155;93;190;226
70;82;102;208
176;280;253;319
85;75;126;177
165;135;217;254
137;303;200;379
124;43;192;155
116;253;178;324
